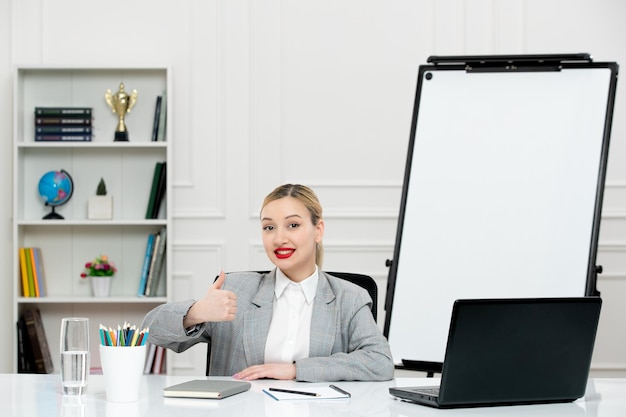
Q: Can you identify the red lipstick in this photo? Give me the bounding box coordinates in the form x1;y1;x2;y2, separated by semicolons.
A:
274;248;295;259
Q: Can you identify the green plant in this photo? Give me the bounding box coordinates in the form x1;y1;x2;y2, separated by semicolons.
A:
80;255;117;278
96;178;107;196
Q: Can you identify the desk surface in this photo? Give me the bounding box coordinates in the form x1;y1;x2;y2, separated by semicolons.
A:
1;374;625;417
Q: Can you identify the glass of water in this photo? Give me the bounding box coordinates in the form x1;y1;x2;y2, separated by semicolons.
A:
60;317;89;395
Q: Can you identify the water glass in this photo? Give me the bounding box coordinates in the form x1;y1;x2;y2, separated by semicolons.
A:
60;317;90;395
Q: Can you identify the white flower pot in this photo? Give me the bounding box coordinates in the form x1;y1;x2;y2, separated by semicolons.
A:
91;276;112;297
88;196;113;220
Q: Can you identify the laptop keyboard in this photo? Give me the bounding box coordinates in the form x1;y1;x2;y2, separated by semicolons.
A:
408;386;440;397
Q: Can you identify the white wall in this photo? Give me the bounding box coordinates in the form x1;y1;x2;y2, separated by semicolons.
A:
2;0;626;376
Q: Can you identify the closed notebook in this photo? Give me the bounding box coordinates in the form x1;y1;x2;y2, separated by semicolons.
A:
163;380;251;399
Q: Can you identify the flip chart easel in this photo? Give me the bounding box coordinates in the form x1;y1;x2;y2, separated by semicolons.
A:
383;54;618;375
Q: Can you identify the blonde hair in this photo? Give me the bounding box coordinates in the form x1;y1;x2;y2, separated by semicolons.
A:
262;184;324;268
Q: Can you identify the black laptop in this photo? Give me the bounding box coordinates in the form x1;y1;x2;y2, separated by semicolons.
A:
389;297;602;408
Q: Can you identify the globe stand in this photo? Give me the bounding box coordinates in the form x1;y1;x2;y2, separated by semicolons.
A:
43;205;64;220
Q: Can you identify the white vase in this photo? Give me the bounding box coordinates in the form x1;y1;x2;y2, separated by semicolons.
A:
88;195;113;220
91;276;112;297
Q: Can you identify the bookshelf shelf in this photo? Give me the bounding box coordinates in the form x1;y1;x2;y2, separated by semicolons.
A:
17;296;168;304
17;220;168;227
12;66;172;374
18;142;168;149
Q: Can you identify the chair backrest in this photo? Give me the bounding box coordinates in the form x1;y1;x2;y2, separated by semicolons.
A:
206;270;378;375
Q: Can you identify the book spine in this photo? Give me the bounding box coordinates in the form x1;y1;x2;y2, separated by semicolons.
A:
23;308;54;373
143;232;161;296
147;227;167;297
35;126;92;134
35;117;92;126
152;346;165;374
151;162;167;219
17;317;35;373
29;248;40;297
34;107;93;117
24;248;35;298
145;162;164;219
137;233;155;296
144;343;157;374
32;248;47;297
19;248;30;297
35;135;92;142
151;96;162;142
157;91;167;141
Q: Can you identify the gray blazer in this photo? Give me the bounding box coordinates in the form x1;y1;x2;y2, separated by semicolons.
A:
142;270;395;381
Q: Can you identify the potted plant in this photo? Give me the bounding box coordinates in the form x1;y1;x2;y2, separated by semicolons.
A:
81;254;117;297
88;177;113;219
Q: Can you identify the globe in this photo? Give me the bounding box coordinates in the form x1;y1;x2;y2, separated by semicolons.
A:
38;169;74;219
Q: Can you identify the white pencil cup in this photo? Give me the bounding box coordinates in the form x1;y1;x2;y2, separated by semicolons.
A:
99;344;146;402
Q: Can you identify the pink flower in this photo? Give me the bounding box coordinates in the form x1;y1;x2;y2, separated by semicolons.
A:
81;255;117;278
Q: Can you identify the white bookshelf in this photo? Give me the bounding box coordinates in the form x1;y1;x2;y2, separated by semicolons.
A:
12;66;172;373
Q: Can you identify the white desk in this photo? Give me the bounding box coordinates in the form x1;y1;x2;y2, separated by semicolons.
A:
0;374;625;417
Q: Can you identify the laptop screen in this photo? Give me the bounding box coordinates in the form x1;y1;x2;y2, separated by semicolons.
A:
438;297;602;406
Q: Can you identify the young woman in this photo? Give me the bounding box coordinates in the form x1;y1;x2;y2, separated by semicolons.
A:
142;184;394;381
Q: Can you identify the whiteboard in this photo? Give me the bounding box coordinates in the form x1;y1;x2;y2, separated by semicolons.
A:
383;56;618;369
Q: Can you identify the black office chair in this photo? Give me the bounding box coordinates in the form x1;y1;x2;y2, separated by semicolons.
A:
205;271;378;375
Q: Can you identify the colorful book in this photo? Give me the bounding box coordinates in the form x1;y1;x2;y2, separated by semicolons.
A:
151;96;162;142
145;162;164;219
35;107;92;117
146;227;167;297
143;232;162;296
23;248;36;297
29;248;40;298
18;248;30;297
23;308;54;374
137;233;156;296
32;247;47;297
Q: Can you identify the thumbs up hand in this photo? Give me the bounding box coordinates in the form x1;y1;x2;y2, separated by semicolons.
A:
183;271;238;327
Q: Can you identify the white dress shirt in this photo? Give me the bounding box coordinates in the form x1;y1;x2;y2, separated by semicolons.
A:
264;267;318;363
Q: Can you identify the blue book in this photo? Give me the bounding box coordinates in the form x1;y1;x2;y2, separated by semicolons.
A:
138;233;155;296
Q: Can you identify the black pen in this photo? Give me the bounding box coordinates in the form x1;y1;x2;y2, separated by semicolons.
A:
268;388;320;397
329;384;351;398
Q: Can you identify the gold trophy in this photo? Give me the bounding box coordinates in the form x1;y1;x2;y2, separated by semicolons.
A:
105;82;138;141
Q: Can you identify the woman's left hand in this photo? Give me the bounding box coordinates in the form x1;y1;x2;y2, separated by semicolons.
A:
232;363;296;381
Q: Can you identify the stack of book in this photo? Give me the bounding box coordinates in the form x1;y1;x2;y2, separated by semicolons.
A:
34;107;93;141
18;247;47;298
137;227;167;297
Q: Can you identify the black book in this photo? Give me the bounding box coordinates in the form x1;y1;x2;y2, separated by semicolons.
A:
23;308;54;374
35;107;92;118
17;317;36;373
151;162;167;219
35;117;92;126
35;126;92;134
35;134;92;142
151;96;162;142
145;162;164;219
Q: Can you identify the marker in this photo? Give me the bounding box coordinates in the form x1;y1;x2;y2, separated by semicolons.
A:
329;384;351;398
268;388;320;397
